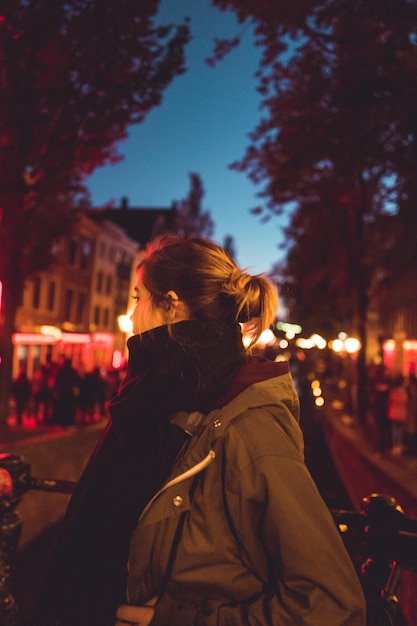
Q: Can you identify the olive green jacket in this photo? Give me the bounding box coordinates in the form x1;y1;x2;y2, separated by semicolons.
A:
126;372;366;626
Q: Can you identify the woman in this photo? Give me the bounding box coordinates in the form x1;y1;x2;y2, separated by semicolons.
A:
35;235;366;626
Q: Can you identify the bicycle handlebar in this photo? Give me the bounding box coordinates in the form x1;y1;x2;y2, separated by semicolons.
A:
331;493;417;533
331;493;417;571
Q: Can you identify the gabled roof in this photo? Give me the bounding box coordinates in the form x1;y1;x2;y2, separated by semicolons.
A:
89;197;177;246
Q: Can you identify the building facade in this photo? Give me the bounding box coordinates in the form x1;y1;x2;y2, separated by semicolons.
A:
12;212;139;378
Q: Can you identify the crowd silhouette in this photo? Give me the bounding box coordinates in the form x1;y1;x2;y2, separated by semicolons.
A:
9;359;124;428
368;364;417;457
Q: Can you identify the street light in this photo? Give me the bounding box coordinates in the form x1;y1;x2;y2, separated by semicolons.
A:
117;314;133;335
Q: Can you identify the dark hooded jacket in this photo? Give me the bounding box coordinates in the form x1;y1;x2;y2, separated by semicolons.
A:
34;320;365;626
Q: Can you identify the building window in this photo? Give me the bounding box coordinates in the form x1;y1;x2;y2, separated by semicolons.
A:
96;271;103;294
103;308;109;327
33;345;41;373
99;242;106;259
64;289;73;320
17;345;28;370
80;240;92;270
94;305;100;326
33;276;41;309
47;281;56;311
69;239;77;265
76;292;85;324
105;274;112;295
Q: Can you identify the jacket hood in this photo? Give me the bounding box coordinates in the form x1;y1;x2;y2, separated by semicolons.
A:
208;355;290;411
171;357;299;440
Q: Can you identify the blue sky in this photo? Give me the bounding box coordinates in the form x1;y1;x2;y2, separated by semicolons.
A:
86;0;288;275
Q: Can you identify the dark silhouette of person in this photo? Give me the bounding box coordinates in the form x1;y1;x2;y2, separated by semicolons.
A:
11;368;32;426
372;365;391;452
31;364;54;423
52;359;81;427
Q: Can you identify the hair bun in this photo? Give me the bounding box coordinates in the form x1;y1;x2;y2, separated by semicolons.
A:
228;268;251;291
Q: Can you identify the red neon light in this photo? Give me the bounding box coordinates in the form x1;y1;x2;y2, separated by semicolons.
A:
60;332;91;344
12;333;59;345
92;332;114;346
12;331;115;346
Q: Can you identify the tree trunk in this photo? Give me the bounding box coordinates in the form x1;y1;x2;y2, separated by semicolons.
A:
0;277;19;428
356;273;369;422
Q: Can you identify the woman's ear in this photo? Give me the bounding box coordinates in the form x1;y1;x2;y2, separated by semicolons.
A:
167;291;190;322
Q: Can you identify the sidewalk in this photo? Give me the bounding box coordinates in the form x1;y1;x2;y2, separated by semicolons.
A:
321;388;417;517
0;413;105;450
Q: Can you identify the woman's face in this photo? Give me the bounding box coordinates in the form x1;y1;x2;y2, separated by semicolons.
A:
130;270;167;335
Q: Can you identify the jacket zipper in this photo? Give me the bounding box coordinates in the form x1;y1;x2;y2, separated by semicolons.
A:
126;449;216;599
138;449;216;522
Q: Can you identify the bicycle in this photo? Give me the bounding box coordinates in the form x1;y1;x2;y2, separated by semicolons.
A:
332;493;417;626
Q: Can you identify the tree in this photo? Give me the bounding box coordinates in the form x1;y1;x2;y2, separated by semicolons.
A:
211;0;417;418
223;235;237;261
175;172;214;238
0;0;190;426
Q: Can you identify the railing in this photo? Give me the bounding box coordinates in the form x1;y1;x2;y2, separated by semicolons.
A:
1;454;417;626
0;453;76;626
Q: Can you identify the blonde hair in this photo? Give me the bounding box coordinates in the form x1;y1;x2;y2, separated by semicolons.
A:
139;235;278;346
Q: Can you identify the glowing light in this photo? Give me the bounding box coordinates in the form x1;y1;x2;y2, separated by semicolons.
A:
315;397;325;407
279;339;288;349
276;321;302;334
383;339;395;352
112;350;126;369
242;334;252;348
92;332;114;346
275;353;290;362
330;334;361;354
295;338;314;349
331;339;344;353
0;468;13;497
345;337;361;354
41;325;62;340
313;387;322;397
118;314;133;334
61;333;91;344
258;328;276;346
12;333;59;345
311;334;326;349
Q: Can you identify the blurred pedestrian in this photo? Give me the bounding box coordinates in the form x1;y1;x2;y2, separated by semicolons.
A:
31;364;53;423
10;368;31;426
79;367;107;422
35;235;365;626
387;374;407;455
52;358;81;427
405;371;417;456
371;364;391;453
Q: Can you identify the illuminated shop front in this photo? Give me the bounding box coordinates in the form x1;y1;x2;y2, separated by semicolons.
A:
12;327;115;377
382;338;417;376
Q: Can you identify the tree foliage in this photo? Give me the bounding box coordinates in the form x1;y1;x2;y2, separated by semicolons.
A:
0;0;190;426
175;172;214;238
211;0;417;416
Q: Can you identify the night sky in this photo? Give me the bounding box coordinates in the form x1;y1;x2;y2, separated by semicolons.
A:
86;0;288;275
